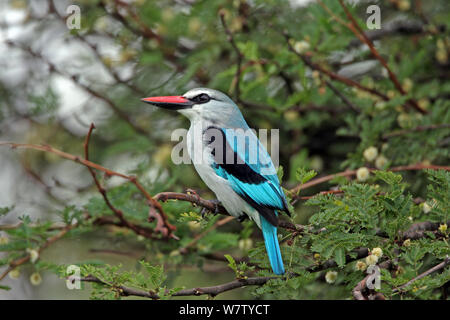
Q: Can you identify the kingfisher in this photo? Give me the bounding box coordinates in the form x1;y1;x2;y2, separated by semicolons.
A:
142;88;289;275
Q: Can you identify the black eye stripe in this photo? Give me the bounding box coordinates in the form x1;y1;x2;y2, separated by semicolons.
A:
189;93;211;104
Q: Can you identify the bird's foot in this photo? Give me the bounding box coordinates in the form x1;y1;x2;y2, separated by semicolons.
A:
237;214;248;223
201;199;222;218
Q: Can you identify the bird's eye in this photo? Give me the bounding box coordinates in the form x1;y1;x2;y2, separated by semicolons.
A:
191;93;211;104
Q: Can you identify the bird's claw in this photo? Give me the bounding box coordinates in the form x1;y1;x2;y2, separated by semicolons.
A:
237;214;248;222
211;199;221;215
200;206;208;218
201;199;221;218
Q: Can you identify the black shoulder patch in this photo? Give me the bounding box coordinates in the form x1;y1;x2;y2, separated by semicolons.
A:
204;126;266;185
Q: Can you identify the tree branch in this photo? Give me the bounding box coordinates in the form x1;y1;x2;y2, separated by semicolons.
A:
0;141;177;239
348;19;427;48
393;257;450;293
81;274;279;299
332;0;426;114
83;123;165;240
382;124;450;140
220;10;243;101
353;260;392;300
283;30;390;102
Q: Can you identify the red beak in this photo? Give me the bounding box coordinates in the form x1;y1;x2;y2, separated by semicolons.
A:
141;96;193;110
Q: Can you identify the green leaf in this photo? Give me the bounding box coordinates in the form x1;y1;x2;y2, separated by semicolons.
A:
334;248;346;268
224;254;237;273
374;171;403;185
295;168;317;184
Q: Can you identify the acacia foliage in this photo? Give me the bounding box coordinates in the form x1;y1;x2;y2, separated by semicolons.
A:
0;0;449;299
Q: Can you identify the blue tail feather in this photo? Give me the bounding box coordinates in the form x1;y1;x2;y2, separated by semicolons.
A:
260;215;285;275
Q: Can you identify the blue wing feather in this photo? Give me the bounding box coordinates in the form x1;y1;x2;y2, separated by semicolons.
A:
208;126;286;274
209;127;289;222
223;128;287;208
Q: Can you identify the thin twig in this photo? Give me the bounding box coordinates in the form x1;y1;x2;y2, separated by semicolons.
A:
382;124;450;140
283;31;389;102
81;274;279;299
220;10;243;101
289;163;450;196
0;141;177;239
353;260;392;300
393;257;450;293
172;276;278;297
347;19;426;48
320;0;426;114
324;80;360;113
83;123;163;239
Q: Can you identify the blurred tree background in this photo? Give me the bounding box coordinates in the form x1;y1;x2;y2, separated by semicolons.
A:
0;0;449;300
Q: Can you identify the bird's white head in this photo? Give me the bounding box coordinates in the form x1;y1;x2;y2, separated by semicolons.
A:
142;88;245;126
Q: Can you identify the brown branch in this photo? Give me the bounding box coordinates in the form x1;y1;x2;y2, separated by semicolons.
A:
353;260;392;300
347;19;426;48
382;124;450;140
81;254;397;299
155;191;308;234
401;220;450;240
393;257;450;293
154;191;227;215
81;274;279;299
113;0;161;42
353;264;390;300
220;10;243;101
82;123;166;239
153;188;448;244
91;215;156;239
324;80;360;113
337;0;403;94
283;31;389;102
0;141;177;239
81;275;160;299
172;276;278;297
331;0;426;114
353;276;385;300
